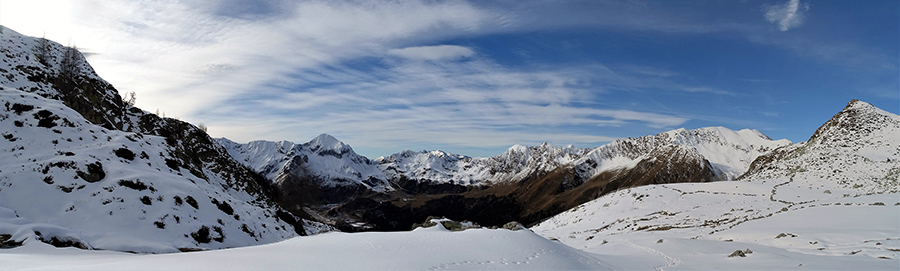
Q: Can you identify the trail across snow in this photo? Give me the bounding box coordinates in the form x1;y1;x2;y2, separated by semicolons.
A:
622;240;681;271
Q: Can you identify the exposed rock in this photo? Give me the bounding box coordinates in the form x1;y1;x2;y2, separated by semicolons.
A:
502;221;527;231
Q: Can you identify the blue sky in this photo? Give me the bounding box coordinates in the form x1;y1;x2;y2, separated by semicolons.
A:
1;0;897;158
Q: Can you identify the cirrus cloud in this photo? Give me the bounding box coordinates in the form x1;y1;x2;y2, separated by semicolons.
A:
388;45;475;61
764;0;809;32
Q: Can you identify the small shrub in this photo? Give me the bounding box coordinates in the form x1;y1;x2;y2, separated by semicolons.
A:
191;226;212;244
186;196;198;209
212;226;225;242
210;198;234;215
32;110;58;128
165;159;181;171
10;103;34;114
76;162;105;183
118;180;147;191
114;148;135;161
240;224;256;237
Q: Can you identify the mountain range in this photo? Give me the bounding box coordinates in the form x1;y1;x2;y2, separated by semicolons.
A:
216;125;791;231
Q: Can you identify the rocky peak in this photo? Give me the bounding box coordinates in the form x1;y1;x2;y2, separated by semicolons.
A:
740;99;899;193
304;133;354;158
806;99;898;147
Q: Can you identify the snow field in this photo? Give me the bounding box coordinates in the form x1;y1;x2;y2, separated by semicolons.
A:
0;226;613;271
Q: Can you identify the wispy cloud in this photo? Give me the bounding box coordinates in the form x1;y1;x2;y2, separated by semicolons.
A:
388;45;475;61
18;0;885;156
764;0;809;31
740;79;777;83
200;54;692;153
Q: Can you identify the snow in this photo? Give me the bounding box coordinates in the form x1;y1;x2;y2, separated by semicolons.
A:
0;227;613;271
650;126;791;179
532;100;900;270
0;87;298;253
216;136;391;191
220;125;789;190
307;133;351;154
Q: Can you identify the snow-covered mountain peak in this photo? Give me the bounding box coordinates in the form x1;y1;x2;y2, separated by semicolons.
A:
305;133;351;155
806;99;899;147
506;144;529;154
742;99;899;194
218;136;389;192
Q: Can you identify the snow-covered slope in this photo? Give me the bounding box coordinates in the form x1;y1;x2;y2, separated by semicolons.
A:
742;99;900;194
0;26;139;131
0;26;332;253
1;226;612;271
0;88;301;253
532;100;900;269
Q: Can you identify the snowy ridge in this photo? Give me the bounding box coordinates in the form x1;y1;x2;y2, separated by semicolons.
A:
575;127;791;181
376;143;590;185
0;88;298;253
216;138;300;180
216;134;390;191
220;126;789;190
533;100;900;269
378;127;787;186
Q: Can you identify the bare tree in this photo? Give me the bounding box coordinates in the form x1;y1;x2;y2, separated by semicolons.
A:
120;91;137;129
123;91;136;106
59;44;81;84
34;33;51;66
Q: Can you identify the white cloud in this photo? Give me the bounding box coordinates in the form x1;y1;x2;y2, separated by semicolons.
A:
7;0;495;119
196;54;691;155
3;0;716;157
388;45;475;61
764;0;809;31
